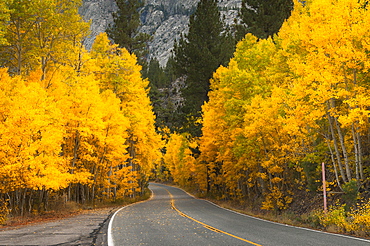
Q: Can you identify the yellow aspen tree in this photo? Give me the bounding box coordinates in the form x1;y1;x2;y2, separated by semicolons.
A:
39;63;135;202
0;0;9;46
93;90;131;199
30;0;89;80
196;0;370;210
163;133;196;188
199;29;303;209
91;33;162;195
0;0;89;78
163;133;183;184
0;68;72;214
198;65;232;195
242;89;296;211
57;70;107;202
279;0;370;190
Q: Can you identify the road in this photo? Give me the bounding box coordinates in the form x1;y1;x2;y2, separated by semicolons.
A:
109;183;370;246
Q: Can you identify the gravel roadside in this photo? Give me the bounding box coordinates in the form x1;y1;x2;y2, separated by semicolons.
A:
0;208;115;246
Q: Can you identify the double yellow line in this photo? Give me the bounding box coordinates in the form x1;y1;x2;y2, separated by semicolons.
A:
164;187;262;246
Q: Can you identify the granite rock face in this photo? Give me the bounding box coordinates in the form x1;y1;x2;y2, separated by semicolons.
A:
79;0;117;49
80;0;242;67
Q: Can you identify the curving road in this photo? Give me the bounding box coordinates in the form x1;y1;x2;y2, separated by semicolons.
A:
108;183;370;246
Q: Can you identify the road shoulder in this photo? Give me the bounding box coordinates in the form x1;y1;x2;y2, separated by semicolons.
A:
0;208;116;246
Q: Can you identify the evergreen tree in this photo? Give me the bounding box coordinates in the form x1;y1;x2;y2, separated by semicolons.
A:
145;58;169;129
106;0;152;65
146;58;169;89
173;0;234;136
236;0;294;40
164;56;178;84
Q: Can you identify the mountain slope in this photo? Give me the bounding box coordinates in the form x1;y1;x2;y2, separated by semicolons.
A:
80;0;241;67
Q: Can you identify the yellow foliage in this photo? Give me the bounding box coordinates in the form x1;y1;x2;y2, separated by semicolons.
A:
162;133;197;188
0;199;8;225
0;68;72;192
193;0;370;209
348;201;370;234
315;201;370;235
262;187;293;211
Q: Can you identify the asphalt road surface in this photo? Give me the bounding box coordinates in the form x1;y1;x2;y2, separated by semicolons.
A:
108;183;370;246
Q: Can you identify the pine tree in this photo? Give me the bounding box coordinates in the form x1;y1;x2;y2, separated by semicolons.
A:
173;0;234;136
106;0;152;66
145;58;170;129
146;58;169;89
236;0;294;40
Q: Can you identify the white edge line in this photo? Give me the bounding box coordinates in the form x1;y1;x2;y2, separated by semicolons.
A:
107;188;154;246
173;185;370;244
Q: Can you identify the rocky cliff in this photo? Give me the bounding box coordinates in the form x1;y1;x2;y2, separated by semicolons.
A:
80;0;241;67
79;0;117;48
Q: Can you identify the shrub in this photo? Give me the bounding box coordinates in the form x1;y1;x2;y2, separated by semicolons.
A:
0;200;8;225
346;201;370;236
316;203;347;232
315;200;370;236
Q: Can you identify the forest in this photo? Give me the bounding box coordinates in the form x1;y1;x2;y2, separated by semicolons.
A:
0;0;369;236
0;0;161;223
158;0;370;235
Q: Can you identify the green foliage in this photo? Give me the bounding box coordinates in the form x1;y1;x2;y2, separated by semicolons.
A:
0;0;89;77
236;0;294;40
173;0;235;136
301;161;320;192
343;180;359;209
144;58;173;129
316;203;347;232
146;59;169;89
106;0;152;66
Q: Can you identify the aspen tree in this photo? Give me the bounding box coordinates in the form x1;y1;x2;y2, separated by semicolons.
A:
279;0;370;190
163;133;197;188
0;68;72;214
0;0;89;77
0;0;9;45
91;33;161;195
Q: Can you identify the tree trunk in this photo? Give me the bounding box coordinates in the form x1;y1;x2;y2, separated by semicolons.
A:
327;102;347;183
333;111;351;181
357;131;364;180
326;138;343;190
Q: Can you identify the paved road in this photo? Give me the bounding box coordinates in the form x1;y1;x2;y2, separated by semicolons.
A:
109;183;370;246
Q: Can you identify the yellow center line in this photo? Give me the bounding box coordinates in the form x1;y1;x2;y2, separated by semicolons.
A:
162;186;262;246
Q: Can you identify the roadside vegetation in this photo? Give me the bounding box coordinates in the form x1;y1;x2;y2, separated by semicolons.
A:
201;191;370;238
